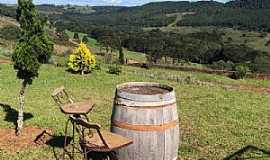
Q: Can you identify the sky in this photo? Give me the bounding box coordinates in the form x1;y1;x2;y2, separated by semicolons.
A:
1;0;229;6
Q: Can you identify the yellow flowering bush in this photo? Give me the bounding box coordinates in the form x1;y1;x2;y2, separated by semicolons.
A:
68;42;96;74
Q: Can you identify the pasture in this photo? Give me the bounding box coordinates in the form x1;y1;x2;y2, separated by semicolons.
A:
0;63;270;159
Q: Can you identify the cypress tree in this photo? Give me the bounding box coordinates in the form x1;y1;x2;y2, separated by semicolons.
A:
119;46;125;64
12;0;53;135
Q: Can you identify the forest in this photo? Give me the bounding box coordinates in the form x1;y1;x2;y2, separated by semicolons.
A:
1;0;270;73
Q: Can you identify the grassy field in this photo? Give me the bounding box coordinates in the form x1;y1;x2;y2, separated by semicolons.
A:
0;63;270;159
0;15;269;160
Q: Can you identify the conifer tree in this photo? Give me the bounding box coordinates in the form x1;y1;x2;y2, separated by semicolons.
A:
73;32;80;40
12;0;53;135
119;46;125;64
82;35;89;44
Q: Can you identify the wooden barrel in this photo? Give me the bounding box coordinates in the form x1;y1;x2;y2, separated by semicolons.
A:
111;82;179;160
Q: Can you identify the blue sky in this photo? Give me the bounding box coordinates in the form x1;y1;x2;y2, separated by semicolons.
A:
1;0;229;6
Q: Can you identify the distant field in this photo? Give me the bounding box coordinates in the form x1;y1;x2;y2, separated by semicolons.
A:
0;63;270;159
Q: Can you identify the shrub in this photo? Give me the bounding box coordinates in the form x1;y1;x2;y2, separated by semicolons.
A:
68;42;96;75
95;62;101;70
210;60;234;70
265;40;270;46
108;63;122;75
250;54;270;73
82;36;89;44
259;32;267;38
231;65;249;79
118;47;125;64
104;53;113;63
73;32;79;40
58;31;69;42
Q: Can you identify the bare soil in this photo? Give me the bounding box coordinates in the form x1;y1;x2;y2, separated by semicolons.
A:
0;59;11;64
0;127;52;154
120;86;170;95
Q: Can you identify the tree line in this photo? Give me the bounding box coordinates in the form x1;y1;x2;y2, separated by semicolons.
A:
88;28;270;73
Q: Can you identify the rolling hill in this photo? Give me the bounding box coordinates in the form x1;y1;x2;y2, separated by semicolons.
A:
1;0;270;74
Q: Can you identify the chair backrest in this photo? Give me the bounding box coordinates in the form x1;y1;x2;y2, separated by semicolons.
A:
51;86;75;106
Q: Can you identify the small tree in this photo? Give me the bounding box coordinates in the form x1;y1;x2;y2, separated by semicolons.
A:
68;42;96;75
73;32;80;40
231;65;249;79
118;46;125;64
82;35;89;44
59;31;70;42
12;0;53;135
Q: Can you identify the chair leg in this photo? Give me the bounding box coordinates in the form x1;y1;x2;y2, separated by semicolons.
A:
83;114;90;122
62;118;71;160
72;120;75;159
83;146;87;160
108;152;117;160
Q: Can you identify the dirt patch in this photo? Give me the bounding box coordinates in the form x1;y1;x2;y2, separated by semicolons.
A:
127;59;139;64
54;44;73;55
226;84;270;94
120;86;170;95
0;127;52;154
0;16;19;29
0;59;11;64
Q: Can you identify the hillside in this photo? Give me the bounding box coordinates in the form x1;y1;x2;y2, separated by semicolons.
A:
1;1;270;74
226;0;270;9
1;1;270;31
0;16;19;60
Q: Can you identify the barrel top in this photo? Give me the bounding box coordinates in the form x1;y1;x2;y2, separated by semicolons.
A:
116;82;175;102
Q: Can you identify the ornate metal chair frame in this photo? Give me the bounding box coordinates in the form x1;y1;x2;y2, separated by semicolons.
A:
51;86;94;160
70;116;133;160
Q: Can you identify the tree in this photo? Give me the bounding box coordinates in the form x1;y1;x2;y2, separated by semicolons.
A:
68;42;96;75
73;32;80;40
58;31;70;42
118;46;125;64
12;0;53;135
82;35;89;44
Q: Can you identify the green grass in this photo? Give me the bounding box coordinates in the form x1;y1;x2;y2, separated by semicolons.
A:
0;63;270;159
127;66;270;88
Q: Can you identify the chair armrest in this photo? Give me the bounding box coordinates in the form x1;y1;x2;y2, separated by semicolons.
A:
85;122;101;130
70;116;101;130
70;116;109;148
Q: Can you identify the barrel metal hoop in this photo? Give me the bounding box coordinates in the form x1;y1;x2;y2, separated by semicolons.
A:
112;120;179;132
114;102;177;109
115;98;176;107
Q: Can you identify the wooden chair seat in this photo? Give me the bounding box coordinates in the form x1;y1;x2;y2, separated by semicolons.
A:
60;100;94;115
81;131;133;152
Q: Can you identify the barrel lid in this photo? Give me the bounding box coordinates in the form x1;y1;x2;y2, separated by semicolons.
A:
116;82;175;102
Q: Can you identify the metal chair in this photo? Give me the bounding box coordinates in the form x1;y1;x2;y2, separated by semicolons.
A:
70;116;133;160
51;86;94;121
51;86;95;160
